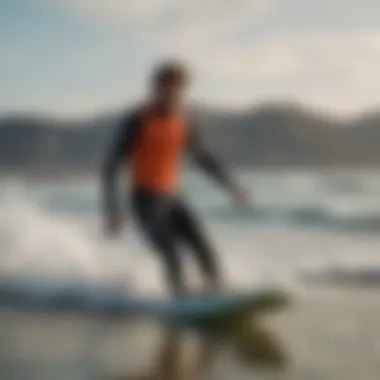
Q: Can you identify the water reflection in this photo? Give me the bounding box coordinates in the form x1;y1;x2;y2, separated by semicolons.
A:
109;328;217;380
107;317;287;380
0;310;287;380
193;313;288;368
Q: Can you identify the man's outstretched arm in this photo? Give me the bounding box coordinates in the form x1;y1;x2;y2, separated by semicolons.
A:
188;127;247;202
102;111;142;230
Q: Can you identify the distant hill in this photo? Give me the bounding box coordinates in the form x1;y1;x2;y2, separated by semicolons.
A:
0;103;380;175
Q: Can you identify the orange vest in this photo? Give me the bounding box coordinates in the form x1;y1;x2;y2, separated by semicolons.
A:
130;111;188;193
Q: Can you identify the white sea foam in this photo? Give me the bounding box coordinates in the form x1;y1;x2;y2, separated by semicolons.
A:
0;171;380;301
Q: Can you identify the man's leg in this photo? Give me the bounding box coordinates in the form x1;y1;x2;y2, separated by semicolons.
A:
132;191;186;297
170;197;222;291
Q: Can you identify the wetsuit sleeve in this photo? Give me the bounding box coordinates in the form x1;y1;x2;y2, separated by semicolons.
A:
188;126;235;191
102;111;142;220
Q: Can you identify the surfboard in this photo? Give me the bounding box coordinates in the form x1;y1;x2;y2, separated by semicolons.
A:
118;287;290;322
0;282;290;322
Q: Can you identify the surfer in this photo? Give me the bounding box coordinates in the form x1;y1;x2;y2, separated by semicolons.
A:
102;61;249;297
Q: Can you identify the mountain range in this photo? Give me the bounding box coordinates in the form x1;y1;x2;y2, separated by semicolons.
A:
0;103;379;175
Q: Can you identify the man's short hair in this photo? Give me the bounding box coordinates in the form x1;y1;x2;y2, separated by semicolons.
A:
152;60;190;87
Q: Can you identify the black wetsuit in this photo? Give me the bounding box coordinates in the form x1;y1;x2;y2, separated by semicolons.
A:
103;108;236;295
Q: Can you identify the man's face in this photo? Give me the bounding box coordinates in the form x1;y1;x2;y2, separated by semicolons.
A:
155;78;189;109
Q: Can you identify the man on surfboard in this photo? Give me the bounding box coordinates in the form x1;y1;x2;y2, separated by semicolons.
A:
102;61;249;297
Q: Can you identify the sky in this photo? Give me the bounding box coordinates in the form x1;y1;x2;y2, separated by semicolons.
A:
1;0;380;117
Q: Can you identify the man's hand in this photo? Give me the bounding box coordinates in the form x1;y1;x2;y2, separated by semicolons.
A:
105;215;122;238
229;187;252;207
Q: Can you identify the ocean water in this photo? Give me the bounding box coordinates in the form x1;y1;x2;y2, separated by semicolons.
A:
1;169;380;292
0;170;380;379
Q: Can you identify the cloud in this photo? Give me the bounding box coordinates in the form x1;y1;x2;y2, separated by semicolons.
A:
5;0;380;115
60;0;276;25
191;32;380;113
273;0;380;30
204;32;380;80
54;0;277;51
